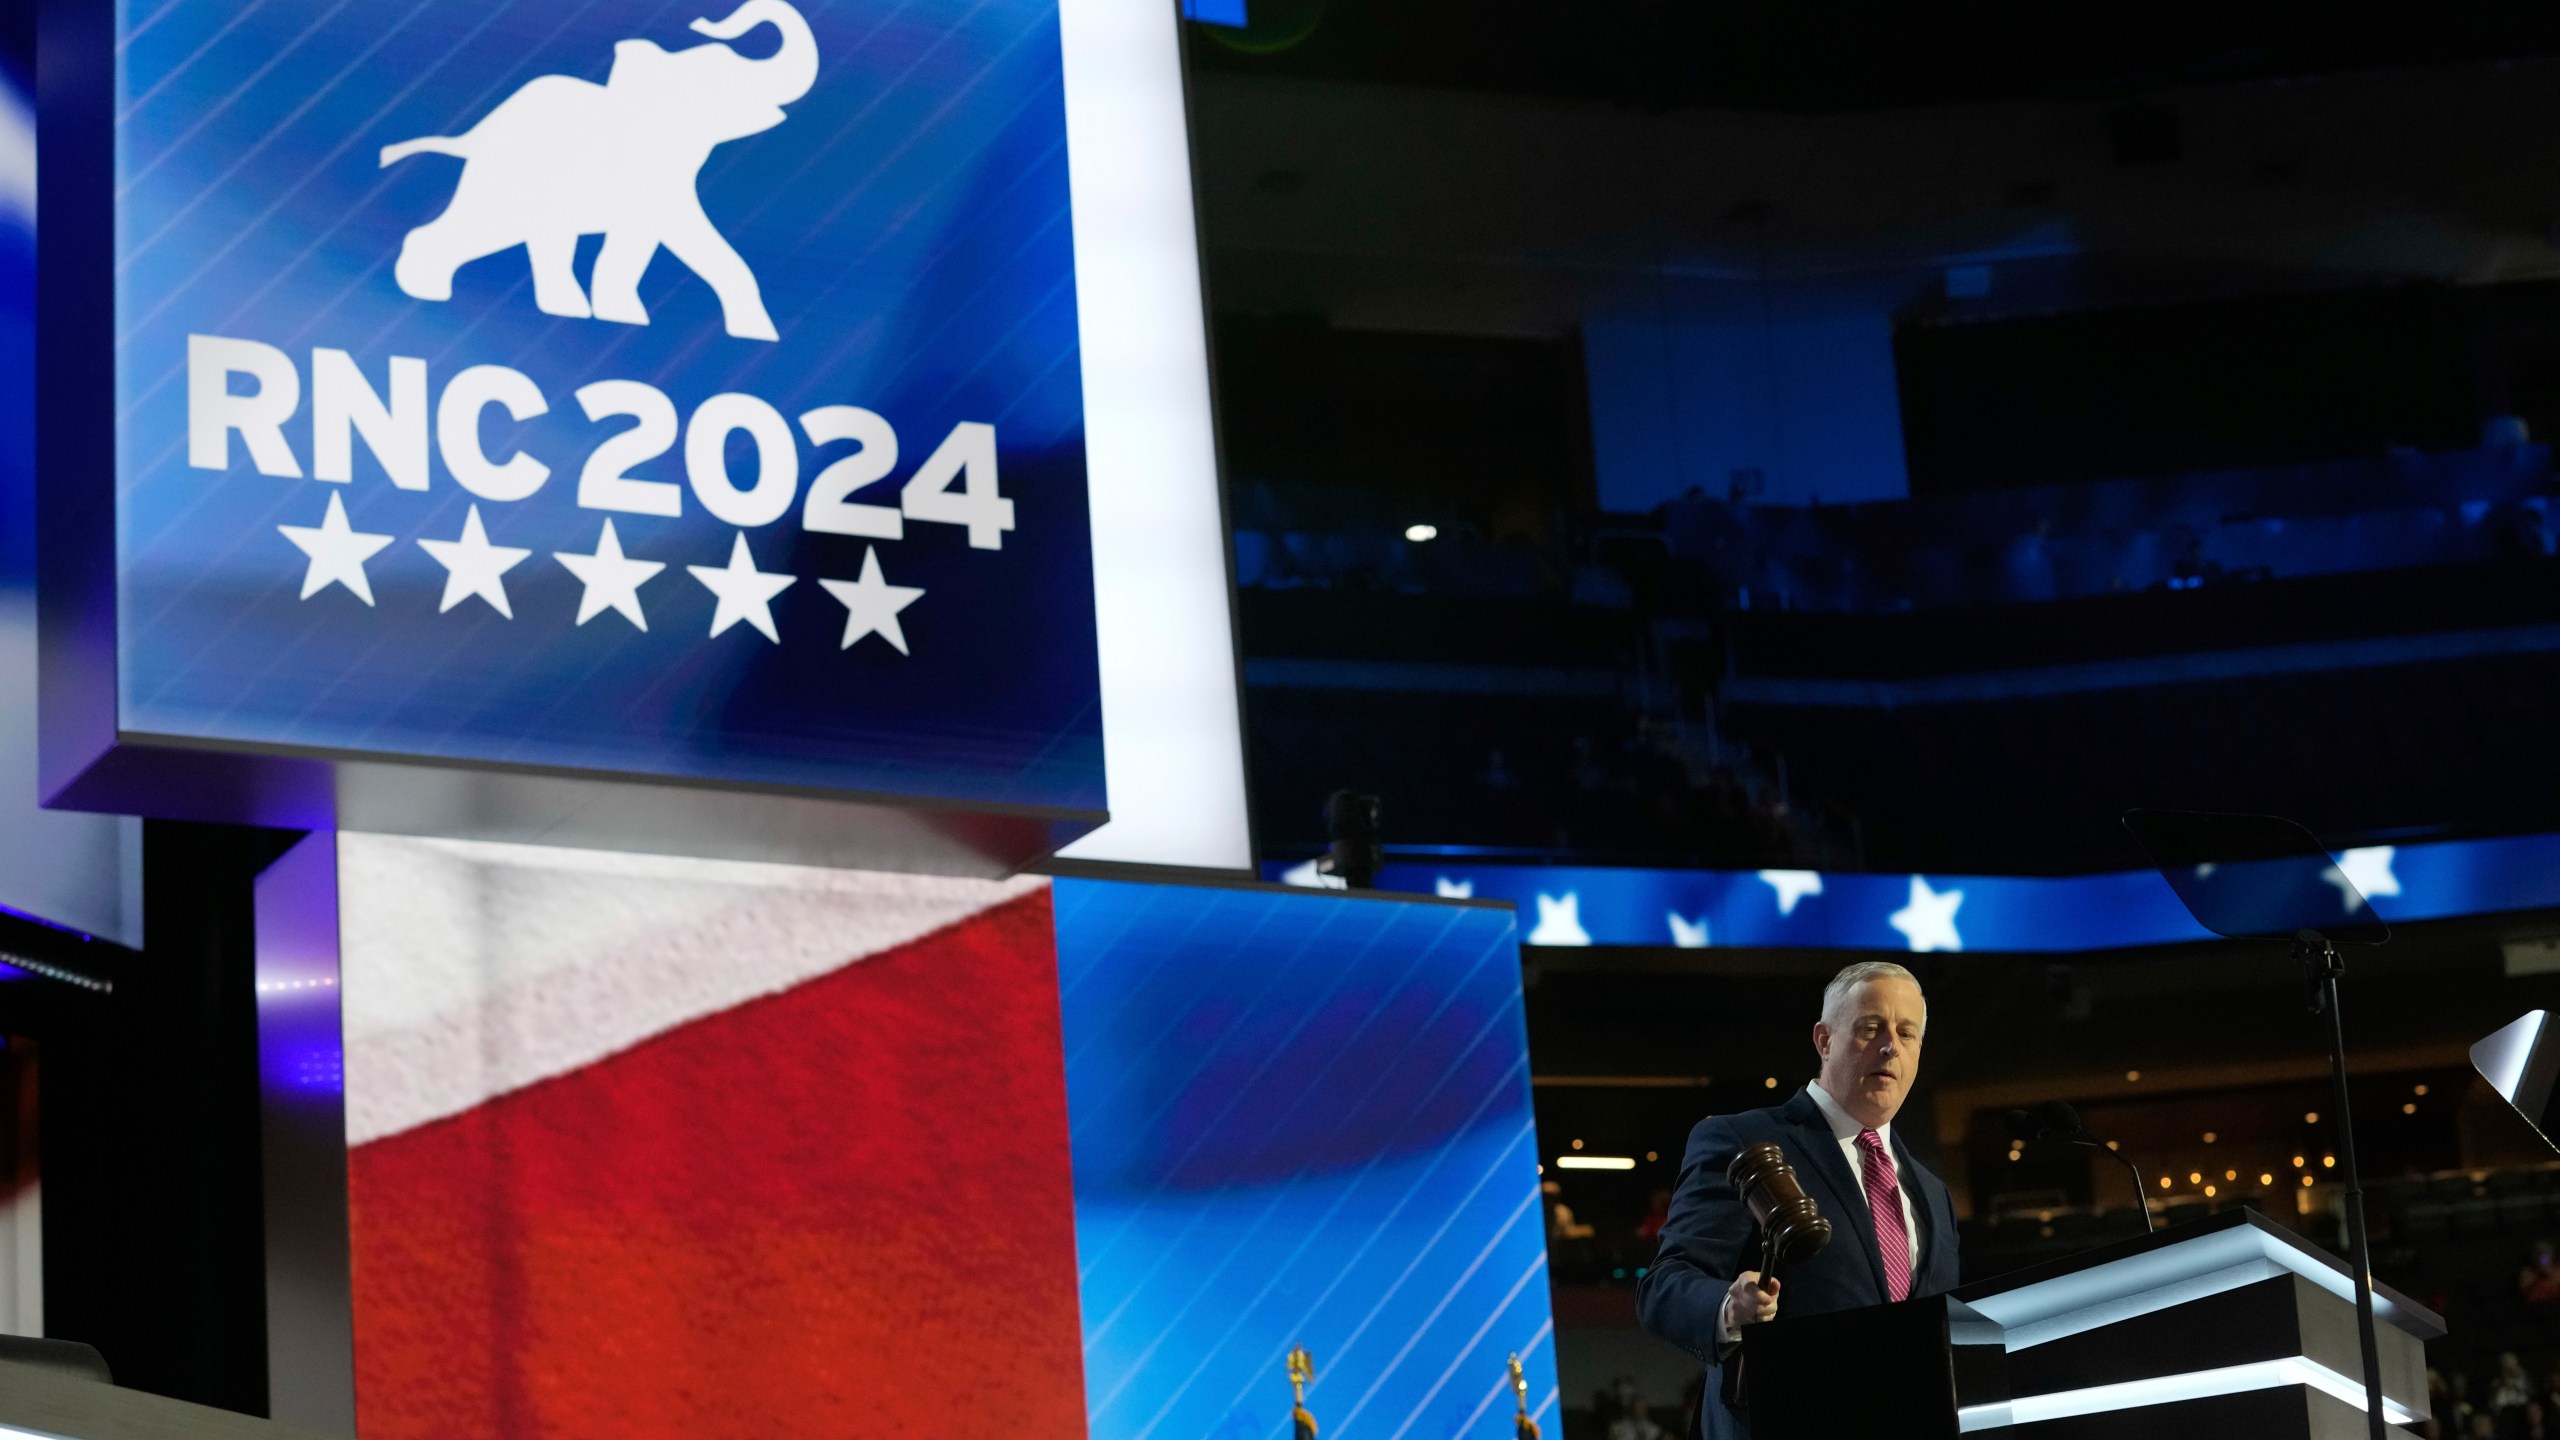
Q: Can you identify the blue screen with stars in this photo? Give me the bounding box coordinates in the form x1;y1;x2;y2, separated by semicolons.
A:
1262;826;2560;952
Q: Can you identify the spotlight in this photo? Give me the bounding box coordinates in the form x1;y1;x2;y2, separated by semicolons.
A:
1404;524;1438;543
1319;790;1382;889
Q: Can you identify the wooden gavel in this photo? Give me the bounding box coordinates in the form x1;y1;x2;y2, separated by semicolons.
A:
1726;1141;1833;1294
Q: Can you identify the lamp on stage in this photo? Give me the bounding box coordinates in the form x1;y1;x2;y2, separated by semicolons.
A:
2122;808;2392;1440
2471;1011;2560;1155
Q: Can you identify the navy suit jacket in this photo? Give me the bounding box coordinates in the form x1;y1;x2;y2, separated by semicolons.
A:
1637;1087;1962;1440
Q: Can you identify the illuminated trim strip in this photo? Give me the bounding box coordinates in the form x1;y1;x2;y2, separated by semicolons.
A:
1957;1356;2424;1432
1998;1258;2281;1351
1050;0;1253;872
1962;1223;2433;1347
0;949;112;993
1553;1156;1636;1170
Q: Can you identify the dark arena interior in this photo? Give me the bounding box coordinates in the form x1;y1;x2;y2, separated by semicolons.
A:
7;2;2560;1439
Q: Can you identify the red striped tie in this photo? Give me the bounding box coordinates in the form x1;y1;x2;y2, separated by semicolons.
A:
1857;1129;1913;1302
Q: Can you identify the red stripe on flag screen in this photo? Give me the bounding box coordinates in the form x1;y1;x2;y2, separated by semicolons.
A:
346;883;1085;1440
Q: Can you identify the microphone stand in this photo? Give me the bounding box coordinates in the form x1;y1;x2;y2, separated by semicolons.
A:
2300;931;2388;1440
2117;813;2393;1440
2019;1104;2156;1235
2063;1133;2156;1235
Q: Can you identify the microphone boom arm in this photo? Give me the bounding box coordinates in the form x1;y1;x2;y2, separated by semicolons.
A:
2011;1104;2157;1235
2076;1136;2157;1235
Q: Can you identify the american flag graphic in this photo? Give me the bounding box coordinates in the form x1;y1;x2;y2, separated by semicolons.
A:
338;837;1088;1440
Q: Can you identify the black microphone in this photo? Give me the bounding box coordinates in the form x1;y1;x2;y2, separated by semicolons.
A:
2038;1099;2092;1143
2009;1102;2155;1234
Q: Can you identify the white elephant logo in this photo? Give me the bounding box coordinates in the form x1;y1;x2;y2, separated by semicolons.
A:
378;0;816;341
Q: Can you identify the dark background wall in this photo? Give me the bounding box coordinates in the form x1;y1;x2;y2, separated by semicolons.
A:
1897;284;2482;494
1;822;293;1414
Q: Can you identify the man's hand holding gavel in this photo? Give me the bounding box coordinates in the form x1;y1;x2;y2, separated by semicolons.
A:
1719;1141;1823;1340
1720;1271;1781;1334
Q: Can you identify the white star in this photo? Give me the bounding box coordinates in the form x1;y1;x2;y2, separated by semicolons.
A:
1888;875;1965;953
1278;858;1345;890
687;532;796;643
2326;847;2400;914
1528;892;1590;947
554;520;666;631
817;546;924;654
1435;876;1475;899
278;493;393;605
1759;869;1825;916
1667;912;1710;948
417;504;530;617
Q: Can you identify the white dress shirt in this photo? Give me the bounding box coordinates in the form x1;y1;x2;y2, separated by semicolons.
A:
1805;1080;1921;1272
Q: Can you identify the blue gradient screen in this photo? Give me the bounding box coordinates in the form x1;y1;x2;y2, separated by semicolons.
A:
1055;879;1560;1440
107;0;1101;810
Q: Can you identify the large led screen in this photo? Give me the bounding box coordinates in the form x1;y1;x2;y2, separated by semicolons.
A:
329;848;1555;1440
67;0;1101;811
1056;879;1559;1440
337;837;1086;1440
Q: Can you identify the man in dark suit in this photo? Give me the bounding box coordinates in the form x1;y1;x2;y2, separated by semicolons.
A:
1638;960;1961;1439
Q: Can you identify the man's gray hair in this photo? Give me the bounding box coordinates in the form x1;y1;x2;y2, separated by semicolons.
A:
1821;960;1924;1028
